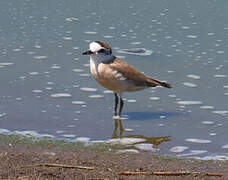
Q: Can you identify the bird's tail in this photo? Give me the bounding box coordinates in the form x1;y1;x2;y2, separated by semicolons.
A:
146;77;172;88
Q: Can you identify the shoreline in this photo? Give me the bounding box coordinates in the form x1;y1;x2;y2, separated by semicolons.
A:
0;134;227;179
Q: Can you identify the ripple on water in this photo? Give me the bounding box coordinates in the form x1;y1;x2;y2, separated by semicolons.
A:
130;42;142;45
32;90;43;93
103;90;113;94
33;56;48;60
185;138;211;143
0;113;6;118
0;62;14;67
88;94;104;98
14;130;55;138
222;144;228;149
200;155;228;161
74;137;90;142
0;128;10;134
170;146;189;153
182;82;198;88
62;37;72;40
134;143;156;151
200;105;214;110
116;48;153;56
84;31;97;35
150;97;160;101
29;72;39;75
186;35;197;39
108;138;145;145
177;101;202;105
117;149;139;153
214;74;227;78
61;134;76;138
80;87;97;92
127;99;136;103
73;68;84;72
177;150;208;157
72;101;86;105
181;26;190;30
51;64;61;69
212;111;228;116
187;74;200;80
51;93;72;98
79;73;90;77
201;121;214;125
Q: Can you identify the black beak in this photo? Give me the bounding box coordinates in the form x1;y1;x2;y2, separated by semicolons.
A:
82;50;93;55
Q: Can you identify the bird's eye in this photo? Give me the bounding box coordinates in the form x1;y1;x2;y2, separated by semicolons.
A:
98;49;105;53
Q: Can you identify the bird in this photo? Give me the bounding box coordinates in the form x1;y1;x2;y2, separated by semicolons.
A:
82;41;172;117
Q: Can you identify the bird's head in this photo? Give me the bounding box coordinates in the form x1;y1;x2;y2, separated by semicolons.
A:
82;41;112;56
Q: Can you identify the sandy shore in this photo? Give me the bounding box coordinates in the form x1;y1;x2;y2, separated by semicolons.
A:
0;135;227;180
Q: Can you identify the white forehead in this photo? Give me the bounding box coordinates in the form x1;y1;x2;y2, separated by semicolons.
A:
89;42;103;52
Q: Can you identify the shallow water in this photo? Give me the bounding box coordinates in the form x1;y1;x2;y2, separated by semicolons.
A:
0;0;228;160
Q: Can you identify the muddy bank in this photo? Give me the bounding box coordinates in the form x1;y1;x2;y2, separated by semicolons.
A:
0;135;227;179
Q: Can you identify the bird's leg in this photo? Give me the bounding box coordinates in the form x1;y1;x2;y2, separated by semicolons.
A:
118;119;124;136
119;95;124;116
114;93;118;116
111;118;119;138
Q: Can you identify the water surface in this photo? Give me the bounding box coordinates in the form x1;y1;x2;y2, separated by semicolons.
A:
0;0;228;160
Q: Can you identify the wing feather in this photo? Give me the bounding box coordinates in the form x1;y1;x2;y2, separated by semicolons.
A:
108;57;171;88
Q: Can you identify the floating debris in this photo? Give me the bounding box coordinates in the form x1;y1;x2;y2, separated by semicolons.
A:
65;17;79;22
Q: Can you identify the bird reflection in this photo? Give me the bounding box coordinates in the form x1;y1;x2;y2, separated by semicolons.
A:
112;118;170;148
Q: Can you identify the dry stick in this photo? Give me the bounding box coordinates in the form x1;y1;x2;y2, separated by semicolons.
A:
22;163;94;170
119;171;223;177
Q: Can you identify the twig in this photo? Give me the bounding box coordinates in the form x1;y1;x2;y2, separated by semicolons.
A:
119;171;222;177
21;163;94;170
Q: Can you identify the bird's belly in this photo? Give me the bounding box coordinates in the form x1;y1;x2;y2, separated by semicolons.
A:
95;78;145;93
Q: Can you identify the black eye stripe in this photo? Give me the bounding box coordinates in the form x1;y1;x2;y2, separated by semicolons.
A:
98;49;106;53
